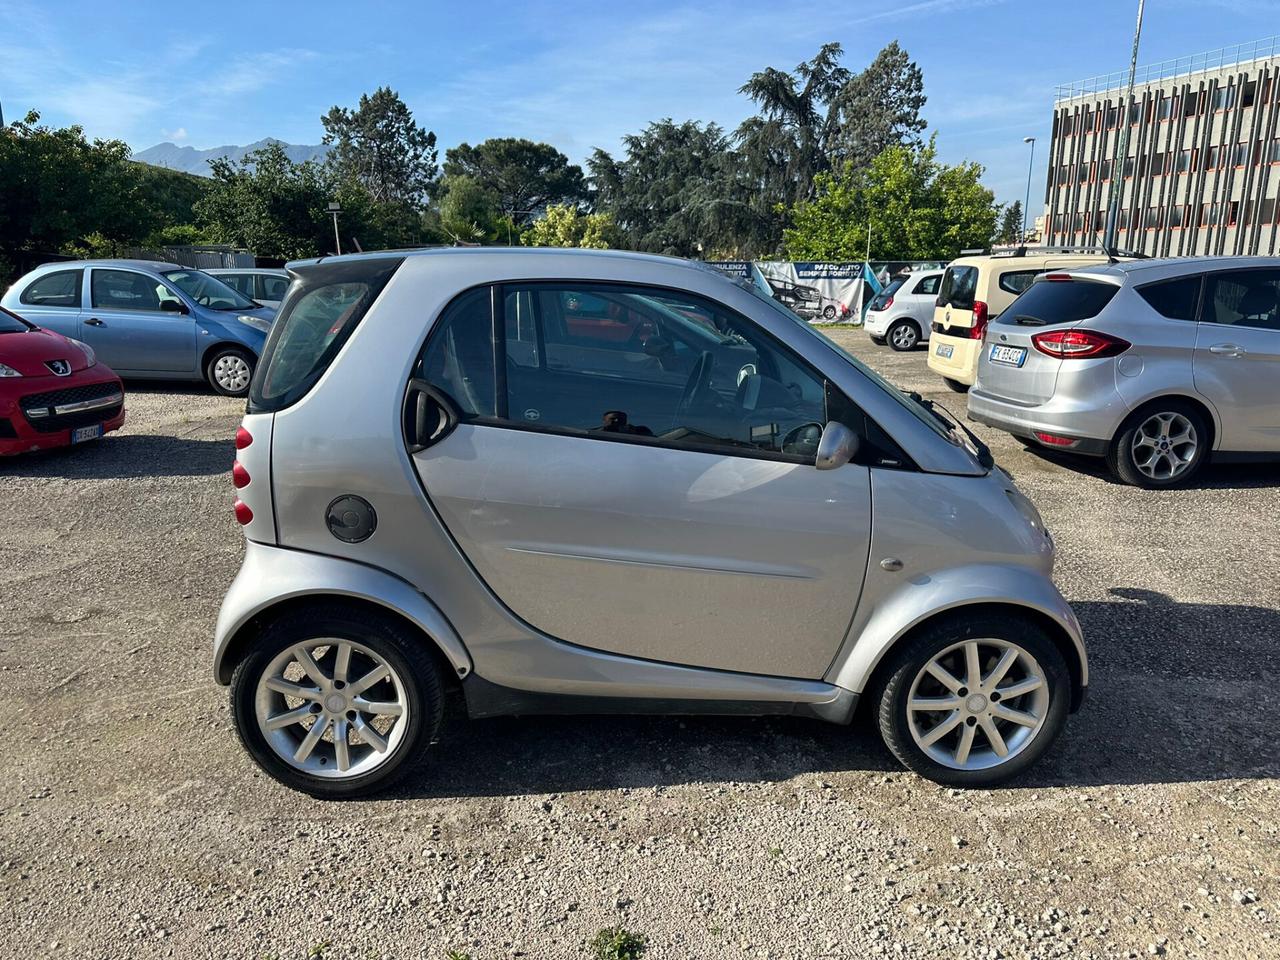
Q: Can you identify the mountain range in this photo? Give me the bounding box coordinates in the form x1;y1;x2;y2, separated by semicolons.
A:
131;138;328;176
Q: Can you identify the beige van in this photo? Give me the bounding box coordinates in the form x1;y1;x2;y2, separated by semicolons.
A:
927;250;1120;391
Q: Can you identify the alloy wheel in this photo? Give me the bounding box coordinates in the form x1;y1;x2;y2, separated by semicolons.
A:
254;639;410;779
214;354;252;393
1130;411;1197;481
890;324;918;349
906;638;1050;771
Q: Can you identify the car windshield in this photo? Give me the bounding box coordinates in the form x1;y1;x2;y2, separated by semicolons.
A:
161;270;256;310
735;279;960;446
0;306;32;333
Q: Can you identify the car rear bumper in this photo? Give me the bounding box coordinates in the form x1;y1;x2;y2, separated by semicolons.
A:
967;384;1127;455
926;332;981;383
0;375;126;455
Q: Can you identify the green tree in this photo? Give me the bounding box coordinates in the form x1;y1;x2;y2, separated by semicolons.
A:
783;139;997;261
321;86;438;204
522;204;620;248
195;142;335;260
832;41;927;170
589;119;764;258
444;138;586;228
437;174;502;244
997;201;1024;244
0;110;159;263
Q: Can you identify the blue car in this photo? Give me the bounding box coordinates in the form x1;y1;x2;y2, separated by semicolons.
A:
1;260;279;397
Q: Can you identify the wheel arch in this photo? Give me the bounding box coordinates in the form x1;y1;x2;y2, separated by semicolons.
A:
214;542;472;686
1117;393;1219;451
858;602;1086;715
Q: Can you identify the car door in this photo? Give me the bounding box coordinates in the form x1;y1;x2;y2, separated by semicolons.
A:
84;268;197;374
14;268;84;338
408;281;873;679
1193;267;1280;452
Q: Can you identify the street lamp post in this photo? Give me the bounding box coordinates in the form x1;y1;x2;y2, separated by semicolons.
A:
327;201;342;255
1022;137;1036;243
1102;0;1146;253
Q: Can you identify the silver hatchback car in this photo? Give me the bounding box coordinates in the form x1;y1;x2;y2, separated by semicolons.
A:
969;257;1280;487
215;248;1087;797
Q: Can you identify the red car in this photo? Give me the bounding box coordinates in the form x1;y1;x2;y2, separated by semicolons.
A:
0;304;125;456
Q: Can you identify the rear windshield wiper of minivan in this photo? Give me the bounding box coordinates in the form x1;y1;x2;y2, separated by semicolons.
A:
906;390;996;471
1013;314;1047;326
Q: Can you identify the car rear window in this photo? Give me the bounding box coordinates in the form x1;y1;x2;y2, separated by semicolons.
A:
999;277;1120;326
249;257;402;412
937;266;977;309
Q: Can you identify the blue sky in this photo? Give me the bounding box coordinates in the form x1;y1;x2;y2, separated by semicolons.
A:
1;0;1277;207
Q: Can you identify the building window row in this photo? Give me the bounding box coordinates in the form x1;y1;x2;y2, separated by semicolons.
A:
1052;138;1280;189
1051;197;1279;235
1057;77;1271;137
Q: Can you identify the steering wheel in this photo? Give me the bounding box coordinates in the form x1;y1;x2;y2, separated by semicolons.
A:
674;351;714;422
781;422;824;458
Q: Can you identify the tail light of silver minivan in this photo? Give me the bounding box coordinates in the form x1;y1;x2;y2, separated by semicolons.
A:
1032;329;1131;359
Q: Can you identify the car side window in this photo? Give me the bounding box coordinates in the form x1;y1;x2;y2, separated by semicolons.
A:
20;269;82;307
91;270;174;312
1202;270;1280;331
259;275;289;301
1137;276;1202;321
221;274;254;298
414;287;497;418
912;275;940;296
499;282;828;460
998;270;1042;295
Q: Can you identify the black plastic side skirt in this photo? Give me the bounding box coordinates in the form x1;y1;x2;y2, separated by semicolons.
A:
461;675;858;724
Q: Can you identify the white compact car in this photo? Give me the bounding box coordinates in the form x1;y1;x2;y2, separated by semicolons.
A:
865;271;943;351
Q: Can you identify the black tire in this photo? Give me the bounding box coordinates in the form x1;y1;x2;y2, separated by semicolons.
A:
943;377;970;394
230;604;444;798
206;346;255;398
887;321;920;352
1105;400;1209;489
823;304;837;320
875;611;1070;788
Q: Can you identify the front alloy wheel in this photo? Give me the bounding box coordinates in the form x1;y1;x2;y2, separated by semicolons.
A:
877;613;1069;786
231;605;442;797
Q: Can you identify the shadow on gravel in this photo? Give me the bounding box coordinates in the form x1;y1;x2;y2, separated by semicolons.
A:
1023;445;1280;489
395;586;1280;799
2;433;230;479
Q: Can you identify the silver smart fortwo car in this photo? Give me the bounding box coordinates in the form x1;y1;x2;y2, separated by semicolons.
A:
215;248;1087;797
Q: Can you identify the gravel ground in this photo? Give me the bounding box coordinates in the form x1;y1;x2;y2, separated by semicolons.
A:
1;333;1278;960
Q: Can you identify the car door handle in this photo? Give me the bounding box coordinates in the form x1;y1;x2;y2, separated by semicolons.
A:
1208;343;1245;357
85;317;105;327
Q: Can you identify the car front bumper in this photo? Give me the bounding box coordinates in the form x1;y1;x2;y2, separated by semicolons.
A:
0;375;126;455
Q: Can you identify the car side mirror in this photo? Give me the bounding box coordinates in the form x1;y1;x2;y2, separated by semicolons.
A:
160;298;189;314
815;421;860;470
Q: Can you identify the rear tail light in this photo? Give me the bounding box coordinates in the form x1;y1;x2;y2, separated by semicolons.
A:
880;296;894;310
963;301;989;340
1032;329;1131;359
231;461;250;489
235;426;253;449
233;499;253;525
1034;431;1079;447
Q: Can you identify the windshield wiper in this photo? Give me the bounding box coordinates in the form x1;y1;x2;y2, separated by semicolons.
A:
1014;314;1047;326
904;390;995;470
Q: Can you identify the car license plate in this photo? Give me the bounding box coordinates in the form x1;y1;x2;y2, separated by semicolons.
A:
934;343;954;359
989;344;1027;367
71;424;103;444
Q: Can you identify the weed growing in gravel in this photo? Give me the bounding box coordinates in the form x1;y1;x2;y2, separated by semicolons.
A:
445;951;472;960
590;927;647;960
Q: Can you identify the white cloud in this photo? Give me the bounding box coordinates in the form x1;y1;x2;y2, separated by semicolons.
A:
162;127;188;142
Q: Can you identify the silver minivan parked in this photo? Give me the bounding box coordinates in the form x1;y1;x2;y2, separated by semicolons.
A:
969;257;1280;487
215;248;1087;797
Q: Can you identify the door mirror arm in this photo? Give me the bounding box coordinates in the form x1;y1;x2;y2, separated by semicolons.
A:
815;421;860;470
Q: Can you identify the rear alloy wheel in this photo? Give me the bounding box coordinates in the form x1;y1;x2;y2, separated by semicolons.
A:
876;613;1069;787
1106;401;1208;488
231;605;442;797
943;377;970;394
207;347;255;397
887;321;920;352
